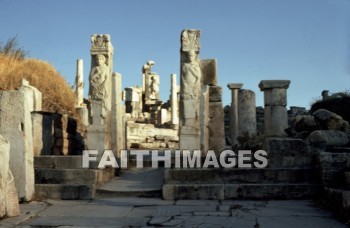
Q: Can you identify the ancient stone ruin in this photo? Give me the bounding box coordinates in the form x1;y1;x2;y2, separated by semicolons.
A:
0;30;349;223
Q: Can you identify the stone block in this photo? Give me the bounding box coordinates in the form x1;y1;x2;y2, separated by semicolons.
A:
200;59;217;85
264;138;312;168
263;88;287;106
32;113;56;156
18;79;42;112
209;86;222;102
259;80;291;90
208;102;226;153
0;90;34;201
0;135;20;218
264;106;288;136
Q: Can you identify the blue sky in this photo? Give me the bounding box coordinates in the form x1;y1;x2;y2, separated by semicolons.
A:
1;0;349;108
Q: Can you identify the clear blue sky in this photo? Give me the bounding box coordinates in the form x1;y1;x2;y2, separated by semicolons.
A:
1;0;349;108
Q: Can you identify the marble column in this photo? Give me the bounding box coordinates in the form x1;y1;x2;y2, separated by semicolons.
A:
227;83;243;147
259;80;290;137
171;74;179;126
75;59;84;107
238;89;257;137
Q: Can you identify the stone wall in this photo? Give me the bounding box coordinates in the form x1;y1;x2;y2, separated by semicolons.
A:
32;112;85;156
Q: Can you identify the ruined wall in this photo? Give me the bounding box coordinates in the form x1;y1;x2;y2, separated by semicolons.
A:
126;121;178;149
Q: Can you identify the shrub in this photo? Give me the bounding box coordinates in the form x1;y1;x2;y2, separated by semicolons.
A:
0;54;75;114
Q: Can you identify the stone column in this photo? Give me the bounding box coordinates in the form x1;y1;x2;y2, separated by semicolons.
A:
171;74;179;126
238;89;257;137
259;80;290;137
75;59;84;107
111;72;124;157
179;29;201;150
227;83;243;147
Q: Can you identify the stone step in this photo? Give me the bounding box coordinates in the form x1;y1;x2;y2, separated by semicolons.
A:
35;168;114;186
96;167;164;198
34;156;84;169
163;183;321;200
35;184;95;200
165;168;320;184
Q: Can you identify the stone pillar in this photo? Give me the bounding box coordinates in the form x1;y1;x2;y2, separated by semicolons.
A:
238;89;257;137
86;34;114;153
0;90;34;201
111;72;124;157
179;29;201;150
75;59;84;107
227;83;243;146
259;80;290;137
171;74;179;126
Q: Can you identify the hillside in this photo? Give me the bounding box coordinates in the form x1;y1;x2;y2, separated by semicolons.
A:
0;54;75;114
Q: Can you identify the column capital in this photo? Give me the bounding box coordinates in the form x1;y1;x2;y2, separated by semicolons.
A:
259;80;290;91
227;83;243;90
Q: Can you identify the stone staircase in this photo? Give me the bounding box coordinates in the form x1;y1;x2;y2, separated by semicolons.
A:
163;138;322;200
163;168;320;200
34;155;114;200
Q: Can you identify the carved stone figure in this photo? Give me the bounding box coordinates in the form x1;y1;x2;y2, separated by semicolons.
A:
182;50;201;101
149;75;159;100
89;54;109;100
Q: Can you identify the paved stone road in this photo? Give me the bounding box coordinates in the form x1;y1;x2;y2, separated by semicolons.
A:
0;198;347;227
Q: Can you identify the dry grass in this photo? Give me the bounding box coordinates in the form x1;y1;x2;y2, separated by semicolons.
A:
0;54;75;114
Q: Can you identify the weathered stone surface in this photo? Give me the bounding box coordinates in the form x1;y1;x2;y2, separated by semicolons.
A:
200;59;217;85
111;72;124;157
86;100;111;153
264;138;312;168
0;90;34;201
209;86;222;102
200;85;209;153
264;106;288;136
76;105;89;127
18;79;42;112
75;59;84;107
171;74;179;125
313;109;349;130
238;89;256;136
308;130;349;147
227;83;243;146
0;135;20;218
259;80;291;90
263;88;287;107
208;102;226;153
